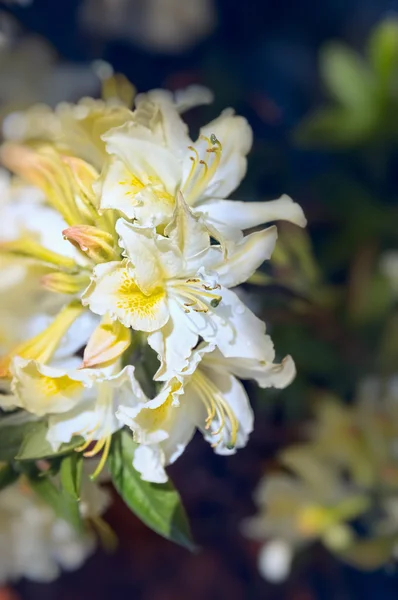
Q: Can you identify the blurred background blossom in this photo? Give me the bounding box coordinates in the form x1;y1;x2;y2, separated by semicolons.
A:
79;0;217;54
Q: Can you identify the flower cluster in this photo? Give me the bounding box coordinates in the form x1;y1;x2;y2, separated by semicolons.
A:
0;84;305;486
244;381;398;582
0;83;305;579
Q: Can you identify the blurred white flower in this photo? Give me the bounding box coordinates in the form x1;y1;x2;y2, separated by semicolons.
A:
380;251;398;296
80;0;217;53
257;539;293;583
0;11;99;115
0;475;109;584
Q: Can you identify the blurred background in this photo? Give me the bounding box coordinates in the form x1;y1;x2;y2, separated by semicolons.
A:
1;0;398;598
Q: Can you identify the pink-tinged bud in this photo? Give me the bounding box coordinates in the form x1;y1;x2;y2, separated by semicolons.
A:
82;316;131;369
63;225;117;263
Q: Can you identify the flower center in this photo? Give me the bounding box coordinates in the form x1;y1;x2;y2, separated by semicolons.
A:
121;174;174;205
116;271;166;316
36;374;84;399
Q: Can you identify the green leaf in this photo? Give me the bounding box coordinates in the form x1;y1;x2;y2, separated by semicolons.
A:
321;42;374;109
60;453;83;501
0;463;19;491
15;420;83;460
336;535;398;570
294;108;375;148
27;466;82;534
0;414;39;461
368;18;398;86
108;431;195;551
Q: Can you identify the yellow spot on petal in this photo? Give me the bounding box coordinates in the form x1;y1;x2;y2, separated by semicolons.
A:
115;275;166;320
35;374;84;399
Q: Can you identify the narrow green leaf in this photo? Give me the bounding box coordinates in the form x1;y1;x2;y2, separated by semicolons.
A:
15;420;83;460
0;463;19;491
108;431;195;551
368;18;398;86
27;467;83;534
60;453;83;501
320;42;374;109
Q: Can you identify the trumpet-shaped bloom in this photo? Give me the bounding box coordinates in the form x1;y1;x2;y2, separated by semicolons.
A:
98;105;306;238
83;196;278;379
117;342;295;483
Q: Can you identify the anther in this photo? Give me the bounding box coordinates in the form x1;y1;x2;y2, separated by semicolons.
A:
210;297;221;308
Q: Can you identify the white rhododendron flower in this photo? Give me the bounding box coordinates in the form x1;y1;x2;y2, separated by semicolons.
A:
0;81;305;493
117;343;295;483
9;358;140;478
98;99;306;238
83;194;280;379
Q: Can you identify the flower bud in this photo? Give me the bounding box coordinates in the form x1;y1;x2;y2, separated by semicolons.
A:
63;225;118;263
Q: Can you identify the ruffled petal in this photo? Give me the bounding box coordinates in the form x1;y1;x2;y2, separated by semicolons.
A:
82;261;170;332
148;299;198;381
214;226;277;288
184;287;272;360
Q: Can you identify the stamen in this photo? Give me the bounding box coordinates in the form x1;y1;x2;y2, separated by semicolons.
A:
84;437;106;458
199;160;208;177
182;135;223;203
90;435;112;480
193;371;238;449
75;438;93;453
170;279;222;314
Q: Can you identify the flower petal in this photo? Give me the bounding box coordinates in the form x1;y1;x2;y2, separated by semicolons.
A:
116;219;182;289
197;109;253;200
132;444;168;484
82;261;170;332
10;357;86;416
135;90;191;158
117;377;184;445
185;287;272;360
214;226;277;288
99;157;174;226
148;299;198;381
47;400;97;449
191;368;253;455
164;191;210;268
102;122;181;194
201;348;296;389
196;194;307;240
